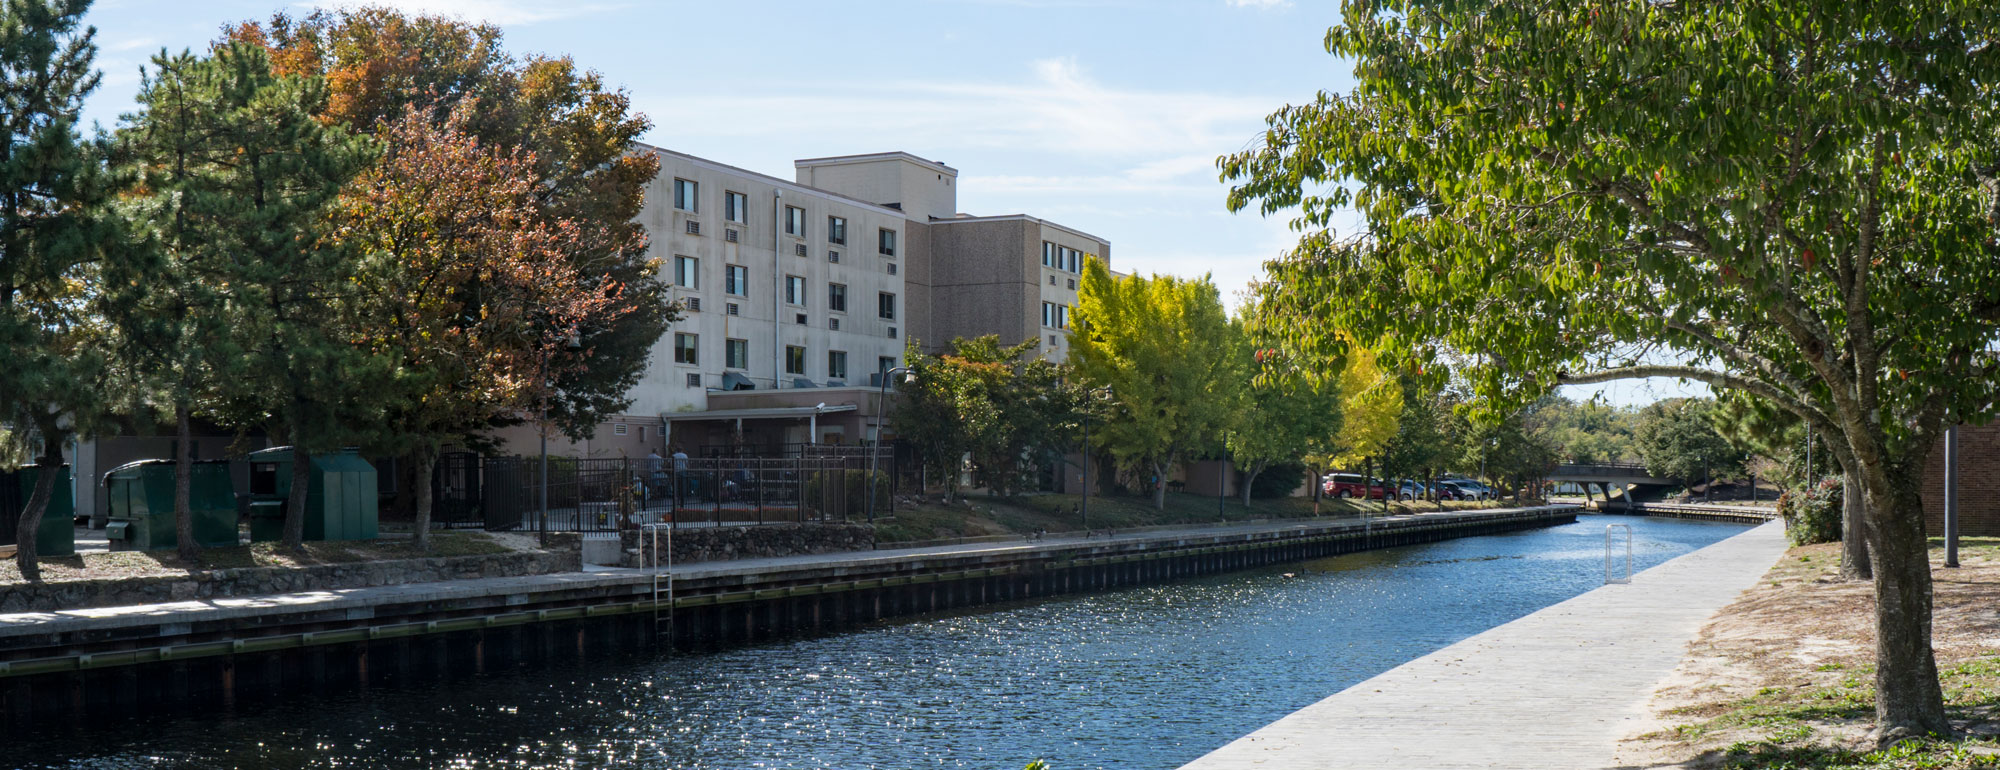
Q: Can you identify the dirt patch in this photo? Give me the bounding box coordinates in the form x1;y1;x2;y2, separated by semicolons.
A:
1618;539;2000;768
0;531;525;585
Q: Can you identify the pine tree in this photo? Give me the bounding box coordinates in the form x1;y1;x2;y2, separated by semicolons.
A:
187;42;371;552
0;0;115;581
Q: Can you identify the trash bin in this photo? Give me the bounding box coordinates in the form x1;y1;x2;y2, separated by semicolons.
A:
103;460;239;551
244;447;379;542
0;465;75;557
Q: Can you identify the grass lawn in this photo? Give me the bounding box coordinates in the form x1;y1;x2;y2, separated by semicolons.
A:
871;491;1511;544
1628;537;2000;768
0;530;526;585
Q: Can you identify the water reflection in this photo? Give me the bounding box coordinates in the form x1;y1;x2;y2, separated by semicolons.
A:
16;514;1747;770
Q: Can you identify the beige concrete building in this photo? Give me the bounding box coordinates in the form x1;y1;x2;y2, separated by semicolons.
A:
497;147;1109;459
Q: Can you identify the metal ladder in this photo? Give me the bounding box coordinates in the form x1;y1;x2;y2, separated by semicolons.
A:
642;523;674;638
1604;524;1633;584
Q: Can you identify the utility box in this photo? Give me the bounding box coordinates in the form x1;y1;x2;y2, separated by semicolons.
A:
103;460;239;551
0;465;76;557
245;447;379;542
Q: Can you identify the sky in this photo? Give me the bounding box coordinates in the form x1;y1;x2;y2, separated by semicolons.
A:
72;0;1702;407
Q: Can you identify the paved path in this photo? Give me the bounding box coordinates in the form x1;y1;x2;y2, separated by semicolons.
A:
3;508;1568;639
1179;520;1788;770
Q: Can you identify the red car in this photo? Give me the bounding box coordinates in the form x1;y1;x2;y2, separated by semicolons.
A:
1323;472;1387;500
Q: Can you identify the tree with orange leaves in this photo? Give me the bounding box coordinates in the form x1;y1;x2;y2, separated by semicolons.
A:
335;105;627;550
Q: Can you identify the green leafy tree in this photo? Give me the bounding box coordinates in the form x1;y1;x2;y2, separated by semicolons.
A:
1378;382;1457;509
1536;397;1640;465
893;344;996;503
1222;1;2000;737
1070;259;1244;510
1230;298;1345;507
0;0;118;580
1634;398;1747;489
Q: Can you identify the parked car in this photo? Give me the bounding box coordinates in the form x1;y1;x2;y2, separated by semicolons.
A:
1392;479;1428;500
1323;472;1386;500
1439;479;1493;501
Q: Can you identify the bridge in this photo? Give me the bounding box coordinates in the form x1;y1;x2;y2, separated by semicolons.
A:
1547;463;1674;507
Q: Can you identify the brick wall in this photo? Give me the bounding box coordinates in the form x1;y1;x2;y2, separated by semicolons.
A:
1921;423;2000;536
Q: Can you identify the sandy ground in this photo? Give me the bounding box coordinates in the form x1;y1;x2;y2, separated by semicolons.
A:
1615;540;2000;768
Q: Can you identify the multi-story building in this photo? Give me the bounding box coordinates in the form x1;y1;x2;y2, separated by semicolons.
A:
505;147;1110;459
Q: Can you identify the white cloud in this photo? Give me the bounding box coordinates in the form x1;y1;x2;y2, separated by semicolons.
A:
300;0;624;26
649;57;1280;159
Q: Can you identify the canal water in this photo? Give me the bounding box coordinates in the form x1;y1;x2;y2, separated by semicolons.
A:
16;514;1750;770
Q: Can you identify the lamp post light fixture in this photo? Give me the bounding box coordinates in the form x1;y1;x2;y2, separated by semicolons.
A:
1081;385;1112;530
868;366;914;523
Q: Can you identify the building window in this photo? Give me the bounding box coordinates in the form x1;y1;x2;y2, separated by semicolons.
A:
674;333;698;365
675;255;697;288
726;338;748;369
828;216;847;245
828;350;848;380
1042;302;1056;328
794;243;808;257
725;264;748;296
785;345;806;375
878;228;897;257
614;423;628;436
878;292;896;320
1042;241;1055;268
886;262;897;275
828;283;847;312
1049;274;1056;286
878;356;897;374
785;206;805;237
674;178;697;212
685;372;701;388
786;275;806;305
1067;278;1076;290
638;425;647;441
829;317;840;330
888;326;898;339
726;302;740;316
1057;304;1069;329
828;250;840;263
724;191;747;223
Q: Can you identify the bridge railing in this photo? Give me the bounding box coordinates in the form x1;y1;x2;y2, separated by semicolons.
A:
1551;462;1653;478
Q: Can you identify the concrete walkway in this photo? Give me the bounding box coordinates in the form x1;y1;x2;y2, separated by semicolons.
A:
1179;520;1788;770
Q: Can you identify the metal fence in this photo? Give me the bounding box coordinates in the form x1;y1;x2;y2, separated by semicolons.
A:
428;450;903;532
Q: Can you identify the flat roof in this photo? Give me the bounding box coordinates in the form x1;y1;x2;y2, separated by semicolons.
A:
664;404;860;421
794;151;957;176
929;213;1110;247
633;143;908;217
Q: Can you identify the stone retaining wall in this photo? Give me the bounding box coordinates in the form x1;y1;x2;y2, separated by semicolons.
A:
620;523;874;567
0;535;582;614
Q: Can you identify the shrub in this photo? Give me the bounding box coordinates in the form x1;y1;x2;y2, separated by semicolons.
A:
1778;476;1842;546
1250;462;1308;499
804;469;889;518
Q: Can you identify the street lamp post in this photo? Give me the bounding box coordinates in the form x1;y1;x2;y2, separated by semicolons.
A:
868;366;914;523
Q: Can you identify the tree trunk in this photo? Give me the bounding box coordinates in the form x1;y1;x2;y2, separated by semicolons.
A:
1862;468;1950;742
413;447;436;552
12;434;63;583
1841;471;1872;581
1240;461;1265;508
1151;460;1168;510
174;402;200;563
283;444;309;551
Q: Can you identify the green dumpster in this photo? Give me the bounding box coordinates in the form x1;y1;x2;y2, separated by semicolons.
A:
245;447;379;542
0;465;75;557
103;460;239;551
